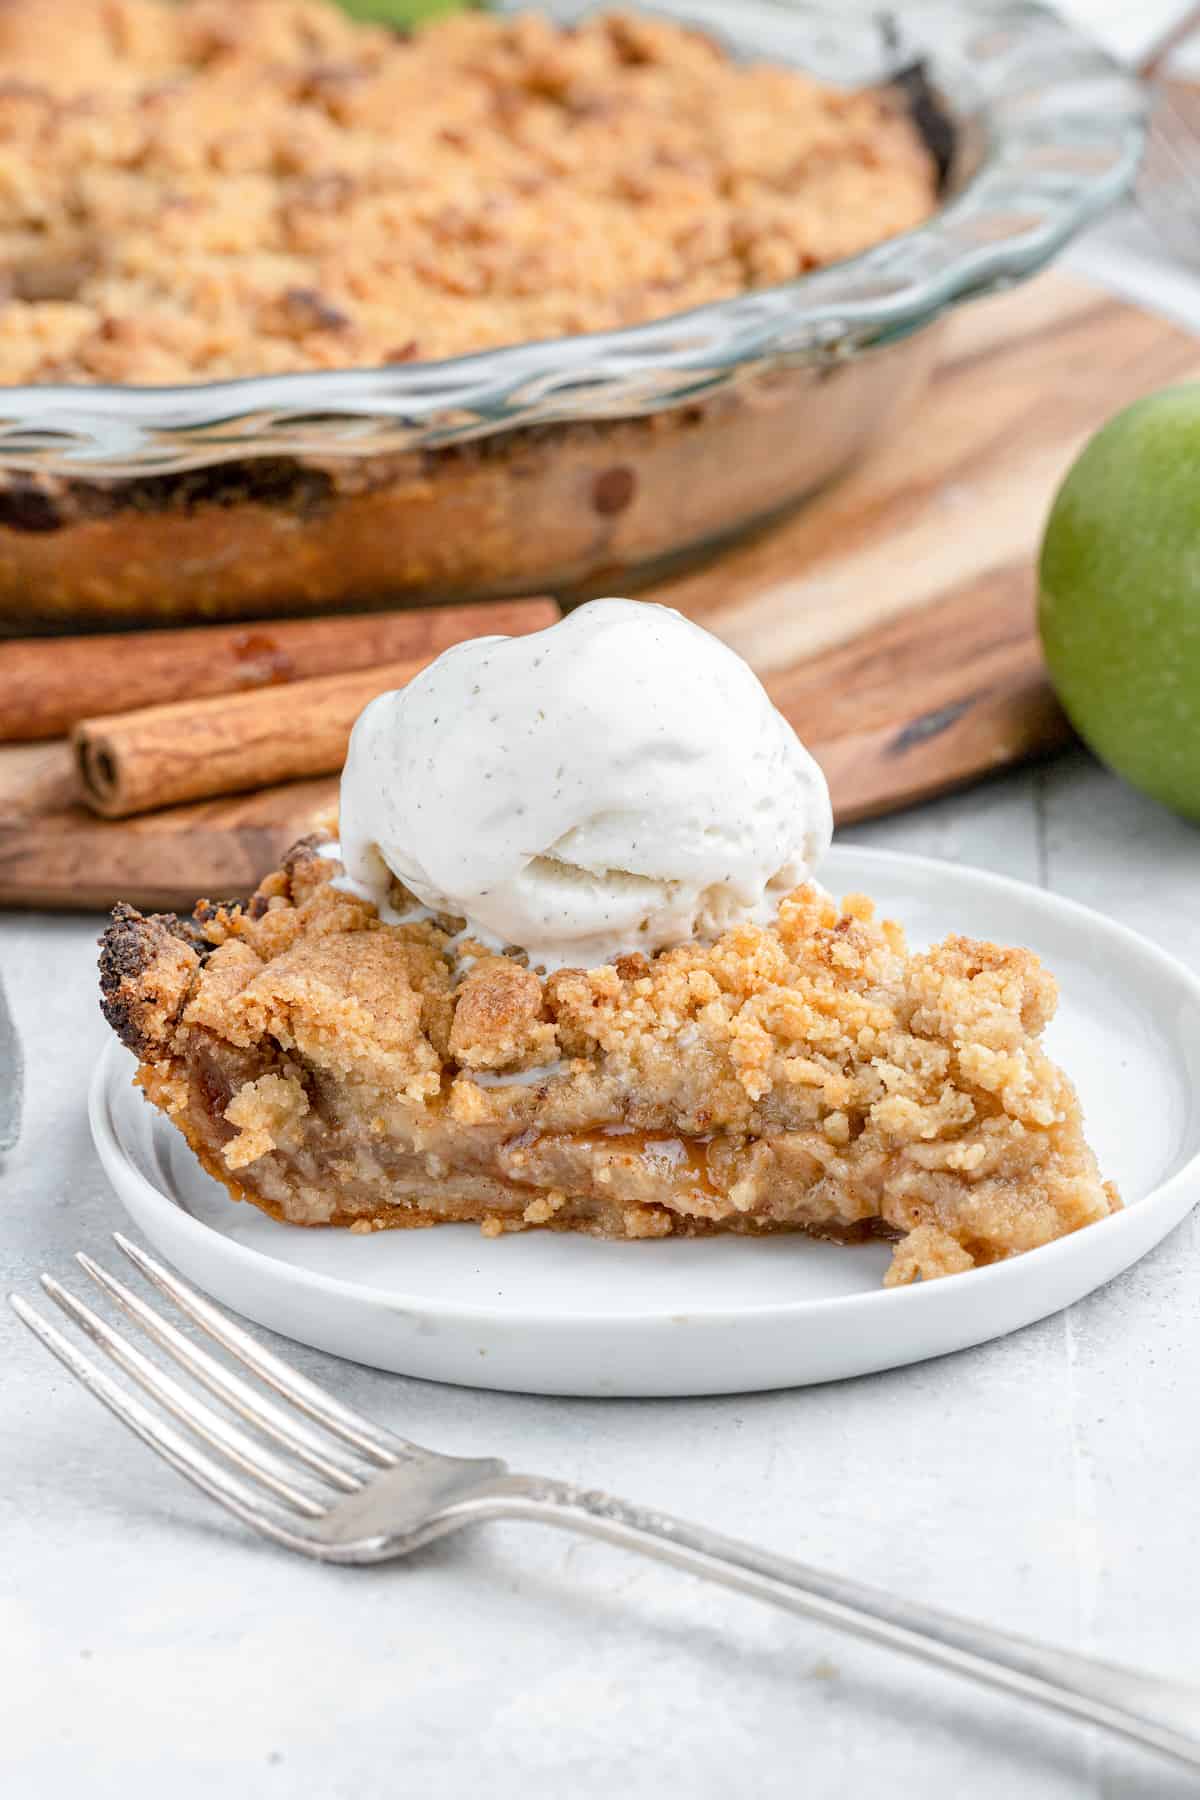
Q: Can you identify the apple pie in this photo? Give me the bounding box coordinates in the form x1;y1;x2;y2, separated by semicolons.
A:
0;1;943;629
0;2;936;384
98;835;1119;1287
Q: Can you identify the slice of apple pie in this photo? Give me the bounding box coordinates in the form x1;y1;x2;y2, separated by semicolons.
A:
98;834;1119;1287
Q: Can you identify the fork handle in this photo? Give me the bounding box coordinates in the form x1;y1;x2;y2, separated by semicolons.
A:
471;1475;1200;1770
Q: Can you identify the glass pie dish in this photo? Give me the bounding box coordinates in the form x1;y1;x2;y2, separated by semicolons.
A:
0;0;1144;629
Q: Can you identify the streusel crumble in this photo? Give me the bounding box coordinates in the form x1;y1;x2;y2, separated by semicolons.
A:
0;0;937;383
99;837;1119;1287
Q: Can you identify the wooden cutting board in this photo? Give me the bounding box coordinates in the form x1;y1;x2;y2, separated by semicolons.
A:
4;270;1199;912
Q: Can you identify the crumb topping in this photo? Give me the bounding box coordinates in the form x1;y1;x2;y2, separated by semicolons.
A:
0;0;937;384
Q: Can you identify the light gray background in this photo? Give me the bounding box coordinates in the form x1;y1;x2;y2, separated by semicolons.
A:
3;16;1200;1791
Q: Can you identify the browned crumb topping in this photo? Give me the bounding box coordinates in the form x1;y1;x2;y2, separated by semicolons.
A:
98;899;212;1056
0;0;937;384
98;835;1119;1287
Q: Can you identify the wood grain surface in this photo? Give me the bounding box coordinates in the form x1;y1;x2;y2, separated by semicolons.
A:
3;271;1198;912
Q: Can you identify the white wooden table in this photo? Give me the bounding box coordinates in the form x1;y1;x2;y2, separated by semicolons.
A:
3;7;1200;1791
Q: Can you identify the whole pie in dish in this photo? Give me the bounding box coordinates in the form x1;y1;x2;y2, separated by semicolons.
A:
0;1;936;383
0;0;943;626
98;835;1120;1288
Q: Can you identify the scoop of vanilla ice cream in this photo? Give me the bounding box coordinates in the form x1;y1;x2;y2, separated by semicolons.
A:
338;598;832;970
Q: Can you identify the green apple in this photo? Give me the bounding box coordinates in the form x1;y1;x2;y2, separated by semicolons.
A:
333;0;481;23
1038;385;1200;822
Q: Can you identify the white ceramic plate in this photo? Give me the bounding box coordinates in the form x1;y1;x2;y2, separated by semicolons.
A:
90;847;1200;1397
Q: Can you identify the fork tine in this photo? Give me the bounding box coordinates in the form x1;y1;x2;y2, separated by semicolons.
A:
9;1294;321;1555
39;1276;329;1519
113;1234;420;1466
77;1254;363;1494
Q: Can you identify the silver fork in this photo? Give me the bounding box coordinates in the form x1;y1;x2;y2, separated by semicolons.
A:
12;1236;1200;1774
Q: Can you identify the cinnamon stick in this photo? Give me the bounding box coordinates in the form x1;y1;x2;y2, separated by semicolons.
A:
73;601;558;820
2;597;556;742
